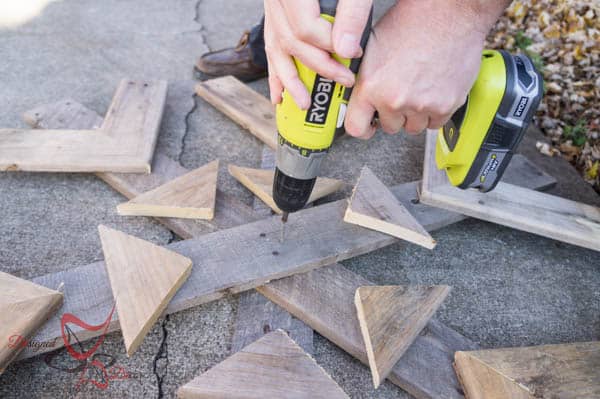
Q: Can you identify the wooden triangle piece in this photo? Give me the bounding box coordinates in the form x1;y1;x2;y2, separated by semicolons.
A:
454;341;600;399
344;166;436;249
228;164;344;214
354;285;450;388
117;160;219;219
98;225;192;356
0;272;63;373
178;329;349;398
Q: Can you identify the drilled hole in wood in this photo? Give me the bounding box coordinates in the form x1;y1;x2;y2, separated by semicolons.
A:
259;233;266;238
272;251;279;256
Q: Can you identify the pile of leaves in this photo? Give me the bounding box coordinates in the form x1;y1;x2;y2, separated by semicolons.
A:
486;0;600;193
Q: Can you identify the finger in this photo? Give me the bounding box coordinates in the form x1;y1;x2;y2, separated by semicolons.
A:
288;40;354;86
378;112;407;135
267;66;284;104
404;113;429;135
270;49;311;109
332;0;373;58
281;0;334;51
428;113;451;129
345;88;376;139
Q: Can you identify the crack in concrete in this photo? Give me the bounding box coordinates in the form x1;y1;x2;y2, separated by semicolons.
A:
178;93;198;167
152;315;170;399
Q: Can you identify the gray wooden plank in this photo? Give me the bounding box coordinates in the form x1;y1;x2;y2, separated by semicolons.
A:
232;291;314;355
231;146;314;355
24;160;554;361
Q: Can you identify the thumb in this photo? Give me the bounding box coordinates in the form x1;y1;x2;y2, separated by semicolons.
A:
332;0;373;59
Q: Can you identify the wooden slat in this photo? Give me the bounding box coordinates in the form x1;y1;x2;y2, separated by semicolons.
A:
355;285;450;388
195;76;278;149
258;265;474;399
345;166;435;249
229;164;344;214
231;291;314;355
231;147;314;355
0;272;63;373
420;131;600;252
98;225;192;356
454;342;600;399
1;79;167;173
22;160;555;361
22;100;259;236
117;160;219;220
178;330;349;398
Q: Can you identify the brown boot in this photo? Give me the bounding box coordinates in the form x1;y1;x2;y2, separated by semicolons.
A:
194;32;267;82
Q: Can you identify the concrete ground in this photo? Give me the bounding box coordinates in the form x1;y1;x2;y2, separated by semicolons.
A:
0;0;598;398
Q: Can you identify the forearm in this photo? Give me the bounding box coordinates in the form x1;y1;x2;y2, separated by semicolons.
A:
387;0;511;40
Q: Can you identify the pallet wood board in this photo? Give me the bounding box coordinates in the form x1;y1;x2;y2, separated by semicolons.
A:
117;160;219;219
258;265;473;399
178;330;348;399
231;147;315;356
454;341;600;399
0;272;63;373
98;225;192;356
23;100;259;236
355;285;450;388
2;79;167;173
231;290;314;355
345;166;435;249
420;130;600;252
23;158;554;361
228;164;344;214
195;76;278;149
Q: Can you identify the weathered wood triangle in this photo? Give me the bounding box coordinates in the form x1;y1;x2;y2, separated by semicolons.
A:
228;164;344;214
0;271;63;373
117;160;219;220
98;225;192;356
345;166;436;249
1;79;167;173
454;341;600;399
178;329;349;398
354;285;450;388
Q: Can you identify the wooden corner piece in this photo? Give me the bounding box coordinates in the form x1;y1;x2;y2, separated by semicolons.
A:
117;159;219;220
228;164;343;214
98;225;192;356
177;329;349;398
354;285;450;388
0;272;63;373
345;166;436;249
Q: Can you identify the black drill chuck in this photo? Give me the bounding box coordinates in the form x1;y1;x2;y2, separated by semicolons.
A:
273;167;316;213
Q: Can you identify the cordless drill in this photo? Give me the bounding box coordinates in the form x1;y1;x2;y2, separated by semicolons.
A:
273;0;372;229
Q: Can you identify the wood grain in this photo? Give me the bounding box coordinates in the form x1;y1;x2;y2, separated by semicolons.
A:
231;291;314;355
454;341;600;399
420;131;600;252
1;79;166;173
345;166;436;249
117;160;219;219
98;225;192;356
355;285;450;388
23;100;259;236
0;272;63;373
23;161;554;361
178;330;348;399
228;164;344;214
257;264;474;399
195;76;278;149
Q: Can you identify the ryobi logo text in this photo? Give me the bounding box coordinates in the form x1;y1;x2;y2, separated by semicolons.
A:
513;96;529;118
306;75;334;125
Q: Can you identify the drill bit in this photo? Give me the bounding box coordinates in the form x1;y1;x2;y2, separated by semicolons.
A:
280;212;288;243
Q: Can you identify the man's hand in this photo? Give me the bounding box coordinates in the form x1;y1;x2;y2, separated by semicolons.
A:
345;0;508;138
263;0;372;109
